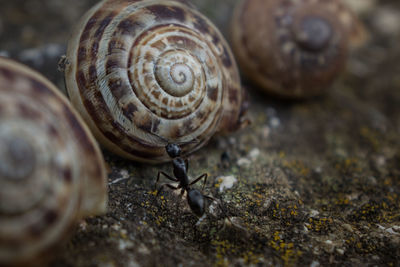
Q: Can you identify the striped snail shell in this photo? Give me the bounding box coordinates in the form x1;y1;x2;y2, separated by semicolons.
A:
231;0;366;98
64;0;246;163
0;57;107;266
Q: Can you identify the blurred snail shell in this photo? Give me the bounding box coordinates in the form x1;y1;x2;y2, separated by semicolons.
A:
0;57;107;266
64;0;246;163
231;0;365;98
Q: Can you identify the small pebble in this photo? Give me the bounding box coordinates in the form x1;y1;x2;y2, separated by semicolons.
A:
261;126;271;138
314;166;322;173
111;224;121;231
336;248;345;255
118;239;134;250
343;224;354;233
137;244;150;255
207;200;219;216
372;255;380;261
248;148;260;161
228;137;236;145
237;157;251;167
375;155;386;167
120;169;129;178
79;221;87;231
266;107;281;128
377;224;385;230
263;198;273;209
270;117;281;128
386;228;399;235
309;209;320;218
218;175;237;192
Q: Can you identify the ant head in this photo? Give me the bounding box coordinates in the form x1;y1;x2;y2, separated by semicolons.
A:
187;189;205;217
166;143;181;158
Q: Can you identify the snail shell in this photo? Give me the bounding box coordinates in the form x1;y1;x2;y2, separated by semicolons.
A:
231;0;365;98
64;0;246;163
0;57;107;266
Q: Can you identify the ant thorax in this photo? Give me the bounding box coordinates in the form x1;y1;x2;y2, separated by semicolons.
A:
173;158;188;183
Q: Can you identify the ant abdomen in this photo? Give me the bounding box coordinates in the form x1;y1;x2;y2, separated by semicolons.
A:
187;189;205;217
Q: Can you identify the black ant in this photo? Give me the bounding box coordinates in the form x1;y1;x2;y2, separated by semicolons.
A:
155;142;214;217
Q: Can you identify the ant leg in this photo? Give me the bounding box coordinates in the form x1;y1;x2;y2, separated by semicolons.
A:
185;159;189;171
155;171;178;189
189;173;208;191
156;183;181;196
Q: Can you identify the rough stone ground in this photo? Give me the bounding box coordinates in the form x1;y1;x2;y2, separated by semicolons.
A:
1;0;399;266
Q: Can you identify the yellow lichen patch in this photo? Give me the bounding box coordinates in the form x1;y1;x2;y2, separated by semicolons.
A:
334;196;351;206
155;215;165;226
270;202;301;224
211;238;261;266
306;217;333;233
282;159;310;177
335;157;362;174
149;190;158;196
212;239;232;267
350;193;400;223
214;178;222;189
268;231;302;266
360;127;381;151
252;192;265;206
241;250;261;265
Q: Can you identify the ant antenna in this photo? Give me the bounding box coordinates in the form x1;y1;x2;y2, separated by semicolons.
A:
148;131;200;148
147;131;169;145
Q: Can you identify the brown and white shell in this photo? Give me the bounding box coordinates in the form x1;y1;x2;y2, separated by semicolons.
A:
0;57;107;266
231;0;366;98
64;0;246;163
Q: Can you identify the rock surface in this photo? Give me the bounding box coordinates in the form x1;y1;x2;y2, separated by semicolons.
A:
1;0;399;266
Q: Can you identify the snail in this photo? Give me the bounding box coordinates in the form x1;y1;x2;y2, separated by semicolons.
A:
231;0;366;98
0;57;107;266
64;0;247;163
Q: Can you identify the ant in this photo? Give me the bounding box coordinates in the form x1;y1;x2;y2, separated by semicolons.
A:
154;142;214;217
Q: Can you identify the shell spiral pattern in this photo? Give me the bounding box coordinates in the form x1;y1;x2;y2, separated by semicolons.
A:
231;0;363;98
65;0;245;163
0;57;107;266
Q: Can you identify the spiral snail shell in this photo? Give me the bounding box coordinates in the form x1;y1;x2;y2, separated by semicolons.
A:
0;57;107;266
231;0;365;98
64;0;246;163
